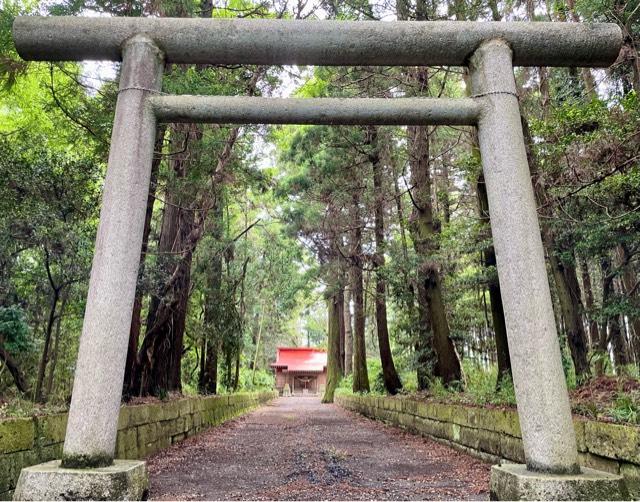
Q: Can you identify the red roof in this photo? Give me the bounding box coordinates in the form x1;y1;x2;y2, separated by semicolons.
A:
270;347;327;373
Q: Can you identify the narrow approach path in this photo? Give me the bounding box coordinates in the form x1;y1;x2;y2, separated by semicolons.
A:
147;397;490;500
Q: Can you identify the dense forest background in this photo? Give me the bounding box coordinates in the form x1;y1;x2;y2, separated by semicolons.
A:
0;0;639;422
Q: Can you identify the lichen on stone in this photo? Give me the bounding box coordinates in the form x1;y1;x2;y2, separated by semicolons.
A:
61;453;113;469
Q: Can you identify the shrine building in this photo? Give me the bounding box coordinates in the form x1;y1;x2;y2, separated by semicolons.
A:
271;347;327;396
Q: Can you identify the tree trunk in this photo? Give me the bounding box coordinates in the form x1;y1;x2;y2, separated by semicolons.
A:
407;14;462;385
123;126;166;399
424;268;462;384
368;126;402;394
476;172;512;385
350;192;370;393
136;125;197;396
251;308;265;383
0;343;29;393
374;270;402;394
407;107;462;386
392;150;426;388
616;244;640;365
595;258;611;376
138;207;193;396
224;348;233;391
233;349;240;391
44;289;68;399
200;191;224;394
344;287;353;375
579;258;603;350
322;291;343;403
200;339;219;394
35;251;60;403
561;0;597;96
338;283;346;375
548;253;591;381
602;256;631;372
199;336;207;387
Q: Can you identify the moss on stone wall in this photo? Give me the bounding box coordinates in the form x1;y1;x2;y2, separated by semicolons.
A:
336;393;640;499
0;391;276;500
0;419;34;455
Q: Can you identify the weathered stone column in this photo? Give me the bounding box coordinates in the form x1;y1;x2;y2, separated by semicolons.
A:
469;39;627;500
61;35;164;468
469;39;579;475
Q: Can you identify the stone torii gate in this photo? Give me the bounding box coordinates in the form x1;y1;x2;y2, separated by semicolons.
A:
11;16;627;500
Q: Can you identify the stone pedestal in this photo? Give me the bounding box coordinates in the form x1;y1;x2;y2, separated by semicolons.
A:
490;463;628;501
13;460;148;501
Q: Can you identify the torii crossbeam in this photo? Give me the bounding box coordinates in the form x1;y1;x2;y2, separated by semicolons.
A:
11;17;627;501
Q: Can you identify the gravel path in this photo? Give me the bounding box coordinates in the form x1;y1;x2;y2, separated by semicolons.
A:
147;397;490;500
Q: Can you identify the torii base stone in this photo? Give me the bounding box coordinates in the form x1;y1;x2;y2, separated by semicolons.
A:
13;460;148;501
490;463;628;501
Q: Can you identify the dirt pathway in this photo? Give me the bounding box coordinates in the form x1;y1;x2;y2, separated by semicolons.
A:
147;397;490;500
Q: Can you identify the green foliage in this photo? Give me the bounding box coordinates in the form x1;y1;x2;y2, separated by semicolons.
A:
338;358;400;396
426;362;517;407
608;392;640;424
372;370;387;394
429;378;450;400
0;306;31;353
0;1;33;89
240;368;275;391
337;373;354;391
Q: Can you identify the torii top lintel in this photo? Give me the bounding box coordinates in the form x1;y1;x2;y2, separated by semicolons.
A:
13;17;621;68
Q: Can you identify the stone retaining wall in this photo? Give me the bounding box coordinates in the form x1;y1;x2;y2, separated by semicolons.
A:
0;391;277;500
336;393;640;499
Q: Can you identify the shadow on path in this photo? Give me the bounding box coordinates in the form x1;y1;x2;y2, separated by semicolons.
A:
147;397;490;500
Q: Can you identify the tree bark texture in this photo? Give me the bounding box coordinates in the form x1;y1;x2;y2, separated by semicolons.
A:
579;258;603;350
135;124;199;396
367;126;402;394
549;253;592;380
123;126;165;399
344;287;353;375
0;342;29;393
350;190;370;393
338;283;346;375
322;292;343;403
602;256;631;371
44;289;68;399
616;244;640;365
407;106;462;386
35;248;61;403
